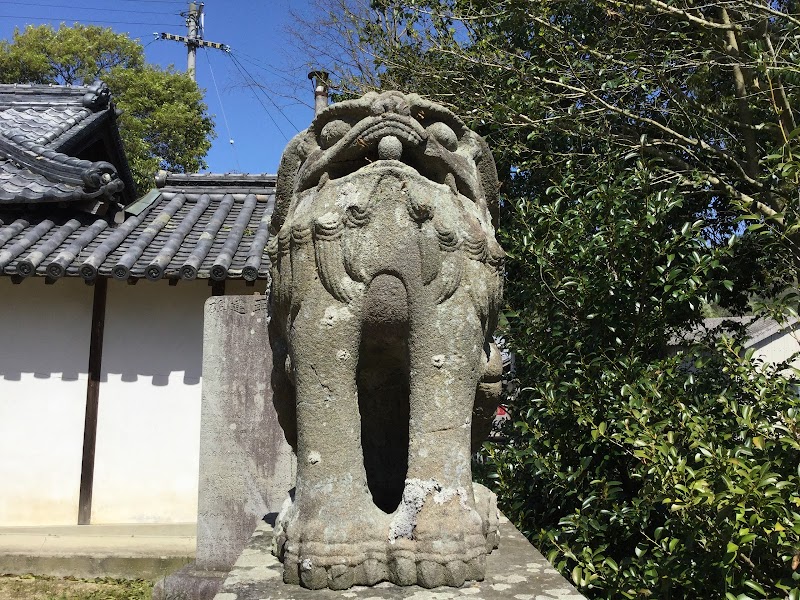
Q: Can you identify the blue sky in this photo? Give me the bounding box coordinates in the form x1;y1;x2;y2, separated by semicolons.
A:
0;0;319;174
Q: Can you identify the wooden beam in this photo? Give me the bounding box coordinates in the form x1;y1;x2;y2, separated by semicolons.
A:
78;276;107;525
211;280;225;296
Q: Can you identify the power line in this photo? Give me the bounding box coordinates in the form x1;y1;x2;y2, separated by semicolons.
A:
0;14;176;26
227;53;294;142
230;49;288;78
229;50;300;90
227;50;315;111
203;48;241;172
229;53;302;135
1;1;176;16
141;37;159;51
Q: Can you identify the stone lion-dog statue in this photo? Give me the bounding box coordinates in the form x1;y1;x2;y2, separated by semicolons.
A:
267;91;505;590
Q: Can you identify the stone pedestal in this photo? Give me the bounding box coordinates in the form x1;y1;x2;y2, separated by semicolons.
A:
154;295;295;600
214;517;586;600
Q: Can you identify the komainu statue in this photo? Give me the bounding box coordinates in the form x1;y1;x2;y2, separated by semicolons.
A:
267;91;505;590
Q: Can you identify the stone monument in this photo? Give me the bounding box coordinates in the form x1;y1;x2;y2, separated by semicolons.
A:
153;295;295;600
266;91;506;590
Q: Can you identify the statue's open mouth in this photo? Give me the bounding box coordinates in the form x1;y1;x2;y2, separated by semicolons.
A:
295;115;482;203
358;117;426;148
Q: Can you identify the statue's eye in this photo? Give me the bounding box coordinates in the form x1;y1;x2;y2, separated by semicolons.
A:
319;119;351;149
426;122;458;151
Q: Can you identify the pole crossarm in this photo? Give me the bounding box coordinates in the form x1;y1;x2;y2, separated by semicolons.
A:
158;32;230;52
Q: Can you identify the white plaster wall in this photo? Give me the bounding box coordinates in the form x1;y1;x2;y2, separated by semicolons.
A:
0;277;92;526
0;277;268;526
753;328;800;369
91;280;210;523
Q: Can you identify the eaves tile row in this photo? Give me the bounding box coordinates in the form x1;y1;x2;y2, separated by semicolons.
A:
0;177;276;282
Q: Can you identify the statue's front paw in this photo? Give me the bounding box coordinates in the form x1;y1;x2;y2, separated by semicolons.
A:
271;494;295;561
384;550;486;588
279;514;391;589
473;482;500;552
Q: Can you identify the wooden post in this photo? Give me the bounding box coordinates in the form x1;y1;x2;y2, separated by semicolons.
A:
78;277;108;525
308;71;330;115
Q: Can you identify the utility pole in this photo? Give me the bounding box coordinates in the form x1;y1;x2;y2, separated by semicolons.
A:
186;2;200;80
158;2;229;82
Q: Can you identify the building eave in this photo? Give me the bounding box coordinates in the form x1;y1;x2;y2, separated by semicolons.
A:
0;173;277;282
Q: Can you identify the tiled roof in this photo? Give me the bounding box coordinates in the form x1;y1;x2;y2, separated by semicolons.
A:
0;82;131;205
0;172;276;282
702;316;800;347
0;106;91;144
0;83;111;144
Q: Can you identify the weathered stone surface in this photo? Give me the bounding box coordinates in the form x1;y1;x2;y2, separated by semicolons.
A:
267;91;505;589
196;295;295;570
153;564;228;600
153;295;296;600
214;517;586;600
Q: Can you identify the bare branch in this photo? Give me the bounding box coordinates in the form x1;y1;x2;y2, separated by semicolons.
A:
603;0;741;30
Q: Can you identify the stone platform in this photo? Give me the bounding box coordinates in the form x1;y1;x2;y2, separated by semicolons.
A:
214;517;585;600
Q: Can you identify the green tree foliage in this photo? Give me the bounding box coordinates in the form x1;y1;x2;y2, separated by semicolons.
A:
496;156;800;598
296;0;800;270
103;65;213;191
0;24;214;193
296;1;800;597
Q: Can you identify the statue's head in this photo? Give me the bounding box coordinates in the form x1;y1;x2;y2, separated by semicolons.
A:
272;91;499;236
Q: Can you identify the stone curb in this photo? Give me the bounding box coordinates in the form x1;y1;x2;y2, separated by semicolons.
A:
0;553;192;580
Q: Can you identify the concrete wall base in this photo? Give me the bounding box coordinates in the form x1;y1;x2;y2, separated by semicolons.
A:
0;523;195;580
0;554;191;581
